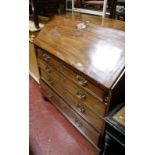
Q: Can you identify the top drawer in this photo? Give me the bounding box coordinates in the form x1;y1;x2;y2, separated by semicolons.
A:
36;47;106;100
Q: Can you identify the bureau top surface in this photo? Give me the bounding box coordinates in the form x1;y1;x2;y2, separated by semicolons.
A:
34;15;125;89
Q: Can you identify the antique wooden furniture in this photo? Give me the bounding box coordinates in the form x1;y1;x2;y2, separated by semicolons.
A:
103;104;125;155
34;15;125;154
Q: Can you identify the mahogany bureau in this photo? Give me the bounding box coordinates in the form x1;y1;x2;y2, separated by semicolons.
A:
34;15;125;154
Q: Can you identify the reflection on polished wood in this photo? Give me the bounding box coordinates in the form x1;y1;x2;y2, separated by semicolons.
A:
63;12;125;31
34;15;124;89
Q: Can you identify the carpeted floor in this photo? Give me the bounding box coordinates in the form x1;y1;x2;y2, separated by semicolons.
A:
29;76;96;155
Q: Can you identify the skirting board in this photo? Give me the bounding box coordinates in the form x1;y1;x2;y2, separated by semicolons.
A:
29;71;39;84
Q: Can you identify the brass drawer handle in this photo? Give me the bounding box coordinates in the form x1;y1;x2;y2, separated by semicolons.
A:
79;106;85;113
43;53;51;61
76;75;87;87
58;62;65;71
74;118;82;127
76;91;86;101
45;65;52;73
75;102;85;114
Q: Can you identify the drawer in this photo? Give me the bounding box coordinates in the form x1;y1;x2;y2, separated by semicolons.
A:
38;58;59;81
40;65;106;118
40;66;106;118
40;69;64;96
40;79;101;151
61;89;105;133
60;75;107;118
41;68;105;133
36;47;105;100
40;69;57;86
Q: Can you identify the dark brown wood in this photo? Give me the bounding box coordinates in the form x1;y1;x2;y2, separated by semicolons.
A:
104;104;125;137
34;14;125;154
58;73;107;117
103;104;125;155
40;79;101;154
37;50;105;100
38;59;107;118
39;68;105;133
64;12;125;31
34;15;125;89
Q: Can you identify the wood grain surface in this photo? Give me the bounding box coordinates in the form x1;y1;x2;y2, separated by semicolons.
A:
34;15;125;89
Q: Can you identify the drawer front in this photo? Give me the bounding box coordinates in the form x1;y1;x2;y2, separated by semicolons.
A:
40;69;105;132
39;68;59;86
40;65;106;117
60;75;106;118
38;59;59;81
40;62;107;118
37;47;105;100
40;69;64;95
40;79;101;149
61;89;105;133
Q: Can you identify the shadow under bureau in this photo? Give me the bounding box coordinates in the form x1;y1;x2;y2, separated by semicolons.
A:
34;15;125;154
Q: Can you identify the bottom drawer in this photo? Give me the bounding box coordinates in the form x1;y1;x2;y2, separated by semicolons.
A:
40;79;101;153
